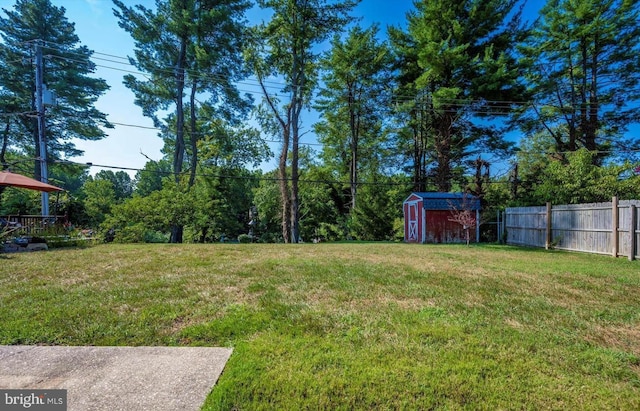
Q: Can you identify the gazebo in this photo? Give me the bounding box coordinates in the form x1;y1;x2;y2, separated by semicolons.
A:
1;170;64;240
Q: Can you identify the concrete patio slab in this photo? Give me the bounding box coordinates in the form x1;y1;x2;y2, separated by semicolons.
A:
0;345;232;411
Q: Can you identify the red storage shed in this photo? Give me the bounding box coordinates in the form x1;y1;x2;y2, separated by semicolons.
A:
403;192;481;244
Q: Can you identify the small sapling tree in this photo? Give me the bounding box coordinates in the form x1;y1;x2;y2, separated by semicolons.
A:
448;194;478;246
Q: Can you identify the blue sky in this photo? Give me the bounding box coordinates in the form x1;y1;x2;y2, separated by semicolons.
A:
5;0;542;177
8;0;416;176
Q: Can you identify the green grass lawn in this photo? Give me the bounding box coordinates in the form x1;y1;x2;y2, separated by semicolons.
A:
1;243;639;410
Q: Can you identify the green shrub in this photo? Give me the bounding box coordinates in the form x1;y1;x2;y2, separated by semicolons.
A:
143;231;169;243
391;217;405;242
112;223;147;243
257;232;281;243
237;234;252;243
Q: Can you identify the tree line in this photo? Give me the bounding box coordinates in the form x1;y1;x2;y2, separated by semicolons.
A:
1;0;639;244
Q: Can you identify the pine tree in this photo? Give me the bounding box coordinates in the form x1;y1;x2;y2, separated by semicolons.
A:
315;25;393;212
388;26;433;192
113;0;252;243
399;0;526;191
0;0;111;177
517;0;640;163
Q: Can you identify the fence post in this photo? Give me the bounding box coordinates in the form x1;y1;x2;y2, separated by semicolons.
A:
630;205;637;262
500;210;507;244
545;202;552;250
612;196;619;258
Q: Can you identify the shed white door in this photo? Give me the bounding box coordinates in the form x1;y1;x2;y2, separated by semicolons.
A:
407;201;419;242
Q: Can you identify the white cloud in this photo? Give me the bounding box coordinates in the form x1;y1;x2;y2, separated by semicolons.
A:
84;0;104;16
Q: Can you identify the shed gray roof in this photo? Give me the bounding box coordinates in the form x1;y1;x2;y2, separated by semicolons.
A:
409;192;481;211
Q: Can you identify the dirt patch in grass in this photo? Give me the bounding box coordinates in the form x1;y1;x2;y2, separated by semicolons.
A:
505;318;524;329
166;315;195;335
587;324;640;356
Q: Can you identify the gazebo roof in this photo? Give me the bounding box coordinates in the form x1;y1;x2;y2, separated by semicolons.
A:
0;170;63;192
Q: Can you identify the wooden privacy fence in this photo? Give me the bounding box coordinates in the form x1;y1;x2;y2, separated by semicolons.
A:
505;197;640;261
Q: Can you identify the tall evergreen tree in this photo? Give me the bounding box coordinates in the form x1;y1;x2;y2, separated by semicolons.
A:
517;0;640;163
315;24;393;212
113;0;252;243
399;0;526;192
388;26;433;192
0;0;111;178
246;0;356;243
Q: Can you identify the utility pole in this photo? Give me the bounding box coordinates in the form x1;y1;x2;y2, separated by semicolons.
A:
35;40;49;216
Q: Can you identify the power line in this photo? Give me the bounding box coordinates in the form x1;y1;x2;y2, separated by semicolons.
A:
44;53;293;103
39;40;640;120
11;40;640;182
106;120;324;147
514;146;640;156
40;41;290;94
28;40;640;111
38;148;639;190
0;111;37;117
109;121;158;131
54;158;415;187
40;39;298;89
66;160;529;187
37;40;577;111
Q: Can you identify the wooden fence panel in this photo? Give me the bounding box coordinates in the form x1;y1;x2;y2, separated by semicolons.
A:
552;203;612;255
505;206;547;248
505;199;639;260
618;203;632;258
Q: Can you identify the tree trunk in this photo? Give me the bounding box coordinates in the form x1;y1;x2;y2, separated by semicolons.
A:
288;31;306;244
170;34;188;244
290;81;302;243
348;86;358;211
291;120;300;242
588;34;600;164
418;107;429;192
279;126;291;243
434;111;453;192
173;38;187;183
412;121;422;192
0;119;8;203
566;57;578;153
170;225;183;243
411;107;429;193
188;80;198;187
580;36;591;151
1;119;9;168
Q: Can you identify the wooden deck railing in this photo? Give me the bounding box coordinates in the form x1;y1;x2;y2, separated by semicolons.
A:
1;215;64;236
